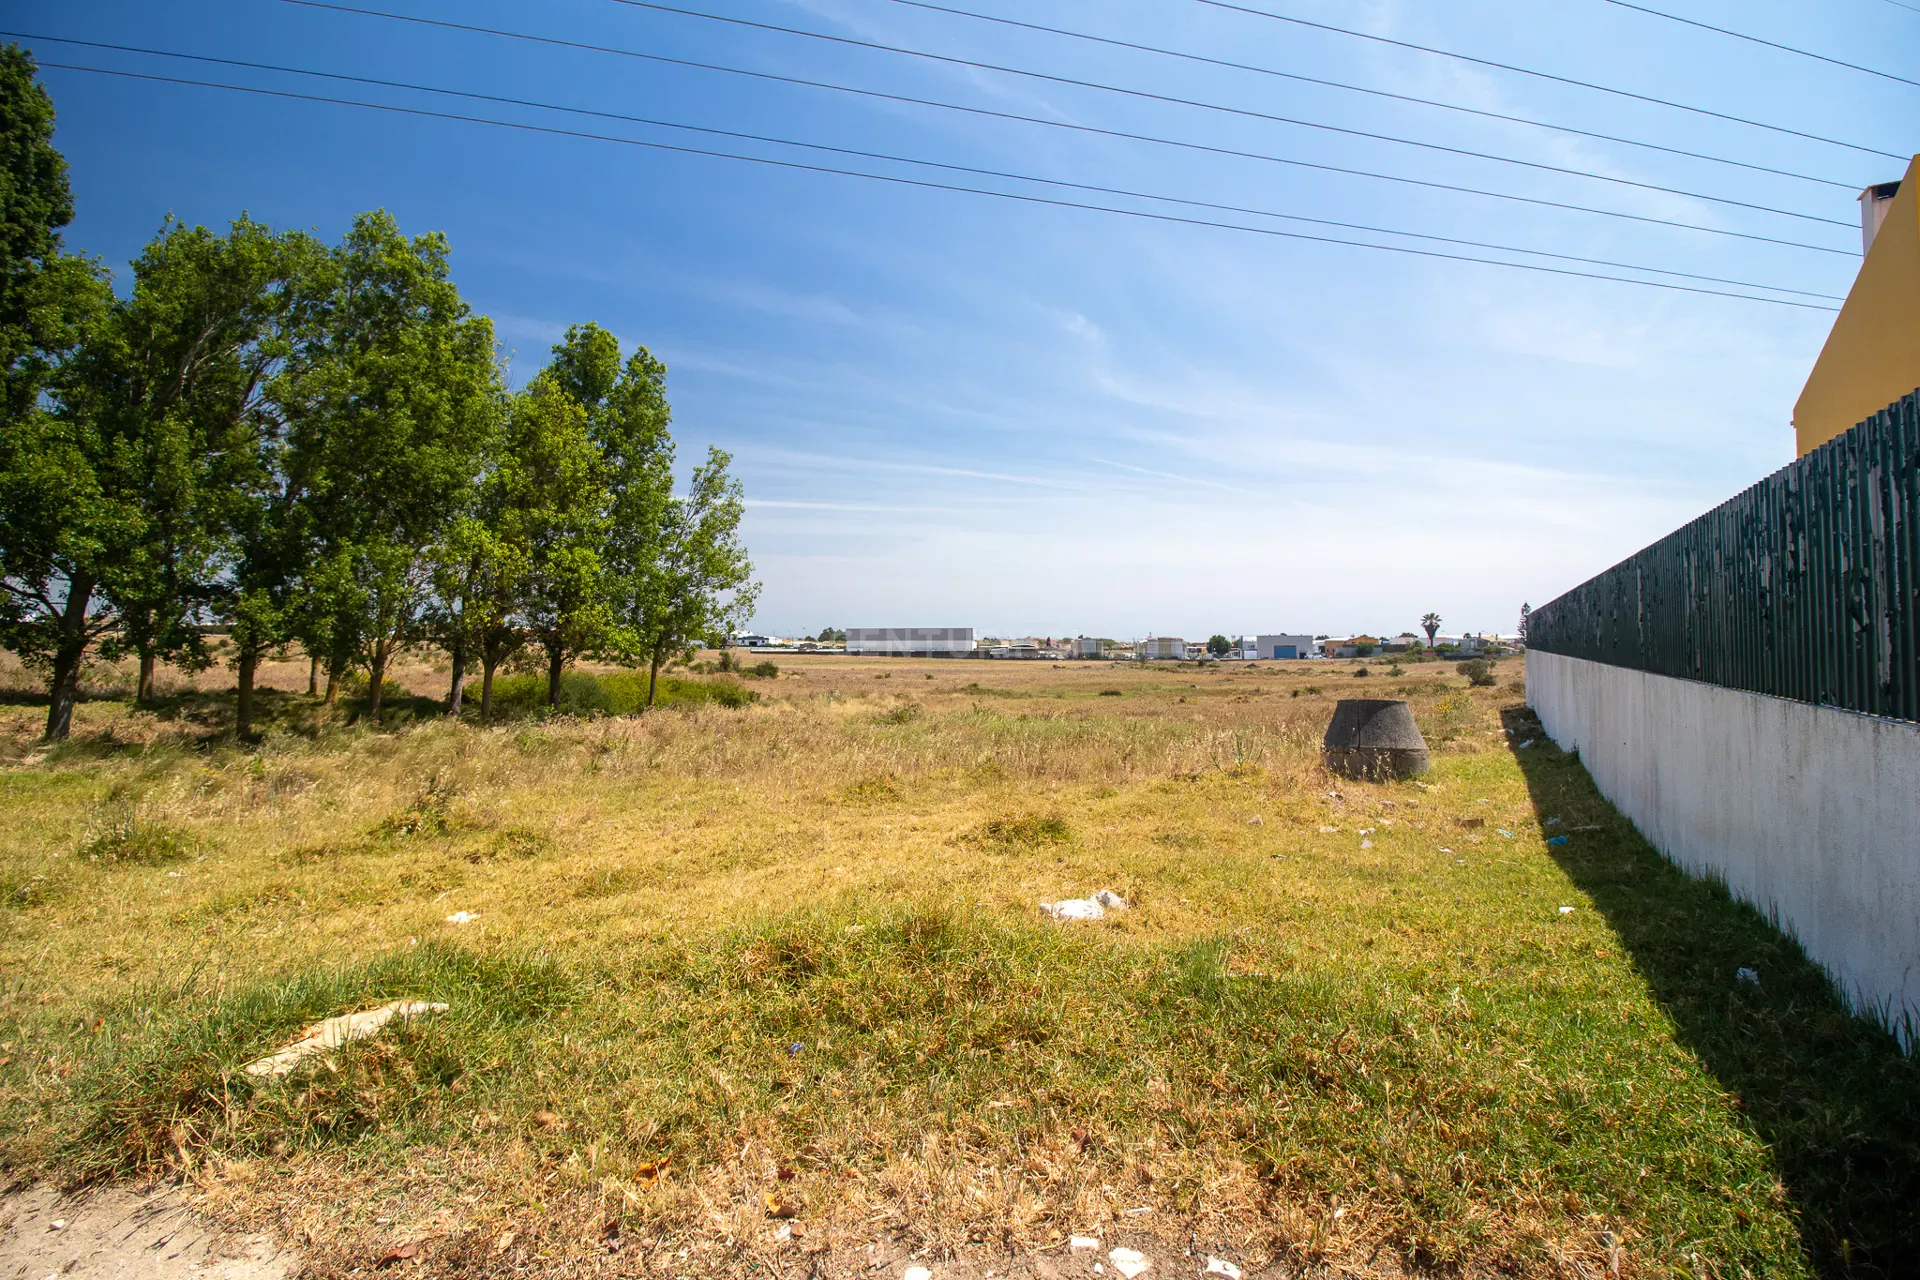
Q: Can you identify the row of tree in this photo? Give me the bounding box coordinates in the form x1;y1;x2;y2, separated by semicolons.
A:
0;47;757;740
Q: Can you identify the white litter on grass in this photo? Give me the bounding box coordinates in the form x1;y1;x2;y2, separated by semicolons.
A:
1042;891;1127;922
1204;1258;1242;1280
242;1000;449;1078
1545;817;1561;825
1517;739;1536;749
904;1267;933;1280
1317;826;1338;834
1558;906;1576;916
1438;847;1453;854
1359;840;1374;850
1070;1236;1101;1251
444;911;477;925
1737;967;1761;985
1108;1247;1150;1279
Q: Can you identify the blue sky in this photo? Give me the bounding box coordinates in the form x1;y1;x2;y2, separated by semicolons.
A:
10;0;1917;639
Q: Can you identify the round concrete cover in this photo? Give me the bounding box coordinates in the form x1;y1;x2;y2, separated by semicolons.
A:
1323;699;1431;778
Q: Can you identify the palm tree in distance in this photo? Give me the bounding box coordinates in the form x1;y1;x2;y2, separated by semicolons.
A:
1421;612;1442;647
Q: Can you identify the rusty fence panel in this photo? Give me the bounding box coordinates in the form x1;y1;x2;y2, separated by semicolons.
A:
1528;389;1920;722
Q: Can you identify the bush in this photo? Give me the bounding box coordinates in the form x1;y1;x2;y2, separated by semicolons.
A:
1457;659;1497;687
746;661;780;678
1098;689;1124;697
482;670;758;719
78;815;197;865
1387;664;1405;677
1353;666;1370;678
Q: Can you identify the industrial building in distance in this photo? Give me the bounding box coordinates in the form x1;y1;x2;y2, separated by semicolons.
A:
844;627;976;657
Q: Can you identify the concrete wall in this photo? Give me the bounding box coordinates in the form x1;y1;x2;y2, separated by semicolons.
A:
1528;649;1920;1040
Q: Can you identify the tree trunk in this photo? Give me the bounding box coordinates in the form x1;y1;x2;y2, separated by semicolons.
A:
367;641;389;719
237;644;258;739
646;651;662;708
307;655;319;696
43;576;96;741
546;640;565;706
481;656;497;721
324;657;342;705
137;651;157;704
447;631;467;717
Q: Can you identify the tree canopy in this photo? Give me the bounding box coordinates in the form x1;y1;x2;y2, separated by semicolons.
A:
0;57;759;738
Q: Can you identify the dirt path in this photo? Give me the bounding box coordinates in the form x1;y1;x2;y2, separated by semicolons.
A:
0;1182;295;1279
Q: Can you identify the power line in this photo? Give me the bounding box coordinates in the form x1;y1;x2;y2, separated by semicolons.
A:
879;0;1857;189
15;33;1844;300
276;0;1860;256
1188;0;1908;161
39;62;1842;310
1598;0;1920;89
592;0;1851;227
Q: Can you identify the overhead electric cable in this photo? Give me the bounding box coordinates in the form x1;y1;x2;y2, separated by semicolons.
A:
1598;0;1920;88
879;0;1856;189
13;33;1844;299
589;0;1851;226
40;62;1842;311
1188;0;1908;160
272;1;1862;256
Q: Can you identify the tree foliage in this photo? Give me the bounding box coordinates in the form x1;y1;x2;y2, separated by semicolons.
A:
0;62;759;738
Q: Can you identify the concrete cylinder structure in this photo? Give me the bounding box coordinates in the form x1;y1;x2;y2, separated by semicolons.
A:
1323;699;1431;780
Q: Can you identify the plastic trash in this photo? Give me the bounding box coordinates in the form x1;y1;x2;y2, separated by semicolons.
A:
1043;891;1126;922
1247;815;1263;826
1517;739;1536;749
444;911;477;925
788;1042;803;1055
1558;906;1575;915
1545;817;1561;825
904;1268;932;1280
1108;1247;1150;1279
242;1000;449;1078
1318;826;1338;833
1497;830;1514;838
1359;839;1374;849
1546;835;1570;846
1737;967;1760;985
1204;1259;1242;1280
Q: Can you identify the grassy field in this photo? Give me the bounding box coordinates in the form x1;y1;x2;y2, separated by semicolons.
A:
1;651;1915;1278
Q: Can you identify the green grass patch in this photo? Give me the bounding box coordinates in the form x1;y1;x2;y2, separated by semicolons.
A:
76;814;199;865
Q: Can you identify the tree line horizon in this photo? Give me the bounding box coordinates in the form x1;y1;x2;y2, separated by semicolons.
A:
0;47;757;741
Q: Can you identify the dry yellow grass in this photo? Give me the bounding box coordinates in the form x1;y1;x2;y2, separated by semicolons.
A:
1;651;1908;1278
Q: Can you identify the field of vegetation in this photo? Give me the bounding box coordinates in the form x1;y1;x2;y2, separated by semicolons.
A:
2;652;1916;1279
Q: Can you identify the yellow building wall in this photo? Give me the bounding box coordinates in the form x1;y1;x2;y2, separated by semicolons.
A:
1794;154;1920;456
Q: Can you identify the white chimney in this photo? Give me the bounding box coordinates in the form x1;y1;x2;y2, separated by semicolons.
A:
1861;180;1901;254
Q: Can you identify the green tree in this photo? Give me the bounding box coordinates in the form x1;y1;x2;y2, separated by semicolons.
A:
280;211;500;720
0;44;75;422
1206;634;1231;657
0;46;126;738
632;447;759;707
1421;612;1441;647
71;216;322;713
503;375;610;705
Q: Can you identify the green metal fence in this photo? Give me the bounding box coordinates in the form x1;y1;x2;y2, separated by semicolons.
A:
1528;388;1920;721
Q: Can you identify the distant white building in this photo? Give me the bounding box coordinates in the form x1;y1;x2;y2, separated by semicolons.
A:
730;633;773;648
1253;634;1314;660
1070;636;1105;659
1139;636;1186;660
845;627;975;657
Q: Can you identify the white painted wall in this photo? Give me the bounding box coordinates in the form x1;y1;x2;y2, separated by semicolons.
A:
1528;649;1920;1042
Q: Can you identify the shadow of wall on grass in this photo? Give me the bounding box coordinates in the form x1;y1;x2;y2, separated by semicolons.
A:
1498;706;1920;1279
